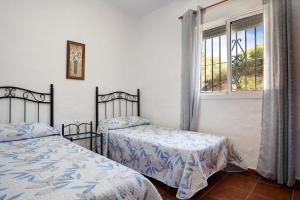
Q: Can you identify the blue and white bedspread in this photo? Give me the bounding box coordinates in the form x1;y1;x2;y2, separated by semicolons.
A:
0;136;162;200
100;124;247;199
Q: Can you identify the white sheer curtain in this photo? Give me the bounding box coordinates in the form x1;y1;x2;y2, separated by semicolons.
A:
257;0;295;187
180;7;202;131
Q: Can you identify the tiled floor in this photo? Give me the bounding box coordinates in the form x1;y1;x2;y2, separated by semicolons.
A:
150;171;299;200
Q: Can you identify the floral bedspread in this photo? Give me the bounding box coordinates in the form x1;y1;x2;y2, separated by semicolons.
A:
100;125;247;199
0;136;162;200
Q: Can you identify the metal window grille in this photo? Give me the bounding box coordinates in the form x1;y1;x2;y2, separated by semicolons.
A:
201;13;264;92
201;25;227;92
231;13;264;91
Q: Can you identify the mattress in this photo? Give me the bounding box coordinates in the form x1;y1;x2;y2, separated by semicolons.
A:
100;124;247;199
0;135;162;200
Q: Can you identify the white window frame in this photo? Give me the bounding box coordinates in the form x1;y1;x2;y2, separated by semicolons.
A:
200;7;263;100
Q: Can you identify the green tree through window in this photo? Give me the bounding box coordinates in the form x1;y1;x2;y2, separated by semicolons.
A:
201;13;264;92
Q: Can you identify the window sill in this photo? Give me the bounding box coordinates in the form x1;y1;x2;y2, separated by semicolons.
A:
200;90;263;100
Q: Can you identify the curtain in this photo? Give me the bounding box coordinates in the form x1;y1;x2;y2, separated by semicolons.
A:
257;0;295;187
180;7;202;131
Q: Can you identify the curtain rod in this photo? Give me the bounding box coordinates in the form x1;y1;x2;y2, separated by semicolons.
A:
178;0;229;20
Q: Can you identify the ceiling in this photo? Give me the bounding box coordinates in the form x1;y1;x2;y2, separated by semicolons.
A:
104;0;175;17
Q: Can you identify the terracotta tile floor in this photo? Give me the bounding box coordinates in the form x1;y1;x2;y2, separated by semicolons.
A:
150;171;299;200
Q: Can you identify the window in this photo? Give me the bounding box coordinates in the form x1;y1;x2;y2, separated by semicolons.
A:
201;12;264;93
201;26;227;92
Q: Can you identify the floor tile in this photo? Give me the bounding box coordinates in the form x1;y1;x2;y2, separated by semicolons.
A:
190;173;227;199
246;169;262;177
203;183;249;200
152;172;226;200
252;181;293;200
218;173;259;193
150;172;295;200
197;196;218;200
294;191;300;200
246;194;273;200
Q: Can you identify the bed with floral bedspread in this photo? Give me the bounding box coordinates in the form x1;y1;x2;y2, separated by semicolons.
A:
0;123;162;200
98;117;247;199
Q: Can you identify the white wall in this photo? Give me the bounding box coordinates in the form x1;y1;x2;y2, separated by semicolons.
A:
0;0;138;129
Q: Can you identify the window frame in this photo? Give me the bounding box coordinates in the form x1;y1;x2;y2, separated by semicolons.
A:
200;8;263;100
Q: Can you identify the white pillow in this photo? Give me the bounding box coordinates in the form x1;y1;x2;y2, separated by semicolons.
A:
98;116;150;132
0;122;59;142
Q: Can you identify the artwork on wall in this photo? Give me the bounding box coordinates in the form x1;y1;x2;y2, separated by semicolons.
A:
66;40;85;80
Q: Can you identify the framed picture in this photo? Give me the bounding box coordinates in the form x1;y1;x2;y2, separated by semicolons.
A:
66;40;85;80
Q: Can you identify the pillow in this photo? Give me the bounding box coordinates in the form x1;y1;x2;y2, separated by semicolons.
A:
0;122;59;142
98;116;150;132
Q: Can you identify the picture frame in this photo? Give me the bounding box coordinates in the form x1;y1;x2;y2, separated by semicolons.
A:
66;40;85;80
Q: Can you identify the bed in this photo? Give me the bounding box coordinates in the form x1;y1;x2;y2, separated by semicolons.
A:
0;85;161;200
95;87;247;199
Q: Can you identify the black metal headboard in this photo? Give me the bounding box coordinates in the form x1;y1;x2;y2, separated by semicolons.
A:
0;84;54;126
95;86;140;129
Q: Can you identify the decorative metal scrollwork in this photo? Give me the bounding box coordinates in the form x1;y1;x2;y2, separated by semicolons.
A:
62;122;92;135
98;92;138;103
4;88;16;97
231;38;246;89
0;87;50;103
0;85;54;126
23;92;46;102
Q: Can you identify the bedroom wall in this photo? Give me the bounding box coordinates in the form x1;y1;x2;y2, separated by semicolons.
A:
0;0;138;129
135;0;300;178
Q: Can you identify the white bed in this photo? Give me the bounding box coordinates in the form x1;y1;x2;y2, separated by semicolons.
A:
98;117;247;199
0;123;162;200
